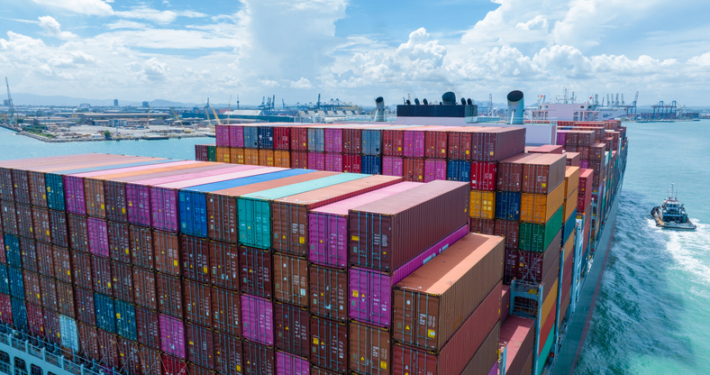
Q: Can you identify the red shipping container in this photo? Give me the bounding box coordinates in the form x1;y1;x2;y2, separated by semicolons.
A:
54;246;72;283
182;236;210;283
27;302;44;337
1;201;18;236
383;128;404;157
186;323;216;370
240;246;272;298
162;354;188;375
343;154;362;173
111;260;134;302
134;267;157;310
184;279;212;327
214;331;243;375
291;128;309;151
529;145;564;154
577;169;593;213
274;302;310;358
105;180;129;223
72;251;93;290
23;270;42;306
504;248;518;284
155;230;180;276
403;158;424;182
210;241;240;291
343;128;363;154
243;341;275;375
32;207;52;244
28;171;48;208
273;253;309;307
130;226;154;270
325;153;343;172
138;346;162;375
92;255;113;295
470;161;497;191
16;203;34;240
68;213;90;252
74;287;95;325
425;130;449;159
494;219;520;249
56;281;76;319
470;218;495;235
78;321;100;361
291;151;309;169
36;242;54;277
98;329;120;368
206;193;238;244
497;154;541;192
118;337;142;375
576;146;590;160
564;132;579;147
43;309;61;345
135;305;161;349
0;294;10;325
20;237;38;273
211;287;241;337
309;265;348;321
471;127;526;162
49;209;69;248
521;154;566;194
11;169;30;204
107;221;131;264
309;316;348;373
40;275;58;312
274;127;291;150
187;364;211;375
447;129;472;161
157;273;184;320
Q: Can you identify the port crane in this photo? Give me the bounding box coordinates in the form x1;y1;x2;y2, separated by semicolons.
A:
5;77;15;127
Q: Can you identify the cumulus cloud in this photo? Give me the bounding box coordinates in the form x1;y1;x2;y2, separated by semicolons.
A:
30;0;113;16
290;78;312;89
38;16;78;40
516;16;548;31
114;7;207;25
106;20;147;30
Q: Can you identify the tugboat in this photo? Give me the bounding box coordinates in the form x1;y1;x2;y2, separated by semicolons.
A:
651;184;696;230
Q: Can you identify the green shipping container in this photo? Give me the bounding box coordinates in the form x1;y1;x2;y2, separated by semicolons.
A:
208;146;217;161
520;206;563;252
237;173;369;249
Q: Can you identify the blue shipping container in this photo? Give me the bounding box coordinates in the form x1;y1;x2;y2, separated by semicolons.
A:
258;127;274;149
4;234;21;269
447;160;471;182
563;209;577;244
45;174;65;211
0;265;8;295
94;293;116;333
179;191;208;238
11;297;27;332
308;128;324;152
361;130;382;156
115;300;137;341
361;156;381;175
8;267;23;300
495;192;521;221
185;168;314;193
244;127;259;149
59;315;80;352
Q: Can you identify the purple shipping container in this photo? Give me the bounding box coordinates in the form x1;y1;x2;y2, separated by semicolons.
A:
126;184;151;228
403;131;426;158
160;314;186;359
230;126;244;148
324;128;342;153
383;156;403;176
150;187;179;232
324;154;343;172
241;294;274;346
424;159;447;182
277;351;309;375
87;218;109;258
64;176;87;215
580;160;589;169
308;182;420;269
216;126;230;147
488;358;499;375
308;153;325;171
348;224;468;328
556;131;566;146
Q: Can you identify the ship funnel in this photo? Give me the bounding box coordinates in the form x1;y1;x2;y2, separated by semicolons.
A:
422;98;428;105
375;97;385;122
467;98;473;106
442;92;456;105
414;98;420;105
507;90;524;124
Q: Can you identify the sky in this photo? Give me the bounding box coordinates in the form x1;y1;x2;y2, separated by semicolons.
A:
1;0;710;106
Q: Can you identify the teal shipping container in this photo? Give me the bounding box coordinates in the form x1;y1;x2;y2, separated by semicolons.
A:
238;173;369;249
95;293;116;333
519;207;564;252
0;265;8;295
59;315;80;352
115;299;138;341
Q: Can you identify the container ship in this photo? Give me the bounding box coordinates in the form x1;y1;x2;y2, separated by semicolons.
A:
0;90;626;375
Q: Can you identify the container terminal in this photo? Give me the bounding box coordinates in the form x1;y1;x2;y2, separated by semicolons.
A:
0;89;626;375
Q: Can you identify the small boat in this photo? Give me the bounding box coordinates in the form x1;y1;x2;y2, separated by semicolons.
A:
651;184;696;230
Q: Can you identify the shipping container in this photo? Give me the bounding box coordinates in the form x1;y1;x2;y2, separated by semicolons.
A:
49;211;69;250
324;128;343;154
32;207;52;244
275;150;291;168
274;127;291;150
469;218;495;236
240;246;272;298
499;316;534;375
214;331;243;375
349;181;469;271
68;213;90;252
39;275;58;311
0;265;8;295
308;127;325;153
259;149;275;167
445;160;470;182
186;322;216;369
109;260;132;302
133;267;157;310
273;253;309;307
342;154;360;173
277;350;310;375
243;340;276;375
402;158;424;182
78;321;100;360
157;273;184;320
469;190;495;220
44;308;61;345
184;279;212;327
20;237;38;273
423;129;449;159
516;231;562;283
1;201;18;236
98;328;120;367
182;235;210;283
136;305;161;349
27;171;48;207
521;154;566;194
309;315;347;373
519;207;563;252
382;156;403;177
469;161;497;191
241;294;273;346
23;270;41;306
361;155;381;175
520;182;565;225
495;192;521;221
324;153;343;172
27;302;44;337
447;128;474;161
423;159;446;182
392;233;504;351
274;302;310;358
162;354;188;375
349;321;390;375
5;234;20;268
92;255;113;295
309;265;347;321
74;286;93;324
0;294;11;326
160;314;186;359
211;287;241;337
496;153;540;192
95;293;115;333
565;167;580;199
115;299;137;341
52;246;71;284
494;220;520;250
529;145;563;154
308;152;325;171
9;266;24;299
65;176;87;215
72;250;93;290
0;235;5;265
118;337;142;375
47;173;66;211
209;241;239;290
16;203;34;239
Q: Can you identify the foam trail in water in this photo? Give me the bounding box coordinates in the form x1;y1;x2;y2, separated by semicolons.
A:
665;220;710;293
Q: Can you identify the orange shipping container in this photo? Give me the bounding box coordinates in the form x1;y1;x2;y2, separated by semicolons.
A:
564;167;580;199
564;189;578;221
520;182;564;224
273;253;309;307
230;148;245;164
349;321;390;375
216;147;231;163
258;149;275;167
274;150;290;168
563;232;574;263
469;191;495;220
541;279;558;329
245;149;259;165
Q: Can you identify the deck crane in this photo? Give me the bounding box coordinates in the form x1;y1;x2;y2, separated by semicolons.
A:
227;95;232;124
5;77;15;127
202;99;215;131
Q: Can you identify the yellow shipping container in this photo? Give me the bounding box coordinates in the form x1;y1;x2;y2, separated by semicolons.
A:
274;150;290;168
541;278;559;329
565;166;580;200
469;190;495;220
216;147;230;163
244;148;259;165
230;148;245;164
563;232;574;263
258;149;274;167
564;189;578;221
520;182;565;224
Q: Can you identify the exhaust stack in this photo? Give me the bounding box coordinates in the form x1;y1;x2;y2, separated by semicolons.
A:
507;90;524;124
375;97;385;122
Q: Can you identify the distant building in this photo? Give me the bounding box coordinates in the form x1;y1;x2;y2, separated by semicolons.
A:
2;99;8;106
142;101;150;108
79;103;91;109
114;99;119;107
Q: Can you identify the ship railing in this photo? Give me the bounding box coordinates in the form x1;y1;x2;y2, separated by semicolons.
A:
510;280;544;374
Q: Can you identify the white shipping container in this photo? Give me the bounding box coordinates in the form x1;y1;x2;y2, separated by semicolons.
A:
59;315;79;352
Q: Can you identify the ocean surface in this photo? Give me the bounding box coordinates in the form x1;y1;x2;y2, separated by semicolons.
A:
0;122;708;374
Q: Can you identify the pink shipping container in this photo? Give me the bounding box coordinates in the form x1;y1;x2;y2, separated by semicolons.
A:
241;294;274;346
324;128;343;153
277;351;310;375
308;153;325;171
216;126;230;147
160;314;186;359
348;224;468;327
126;184;151;228
403;130;426;158
556;131;567;146
87;218;109;258
383;156;403;176
308;182;420;269
324;154;343;172
230;126;244;148
150;187;179;232
424;159;447;182
64;176;87;215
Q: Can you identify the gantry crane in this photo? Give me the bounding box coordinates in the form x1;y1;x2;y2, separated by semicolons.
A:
5;77;15;127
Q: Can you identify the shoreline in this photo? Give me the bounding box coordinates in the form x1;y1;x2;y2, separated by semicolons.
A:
14;131;214;143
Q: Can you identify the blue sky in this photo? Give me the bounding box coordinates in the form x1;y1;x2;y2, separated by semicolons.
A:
2;0;710;106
